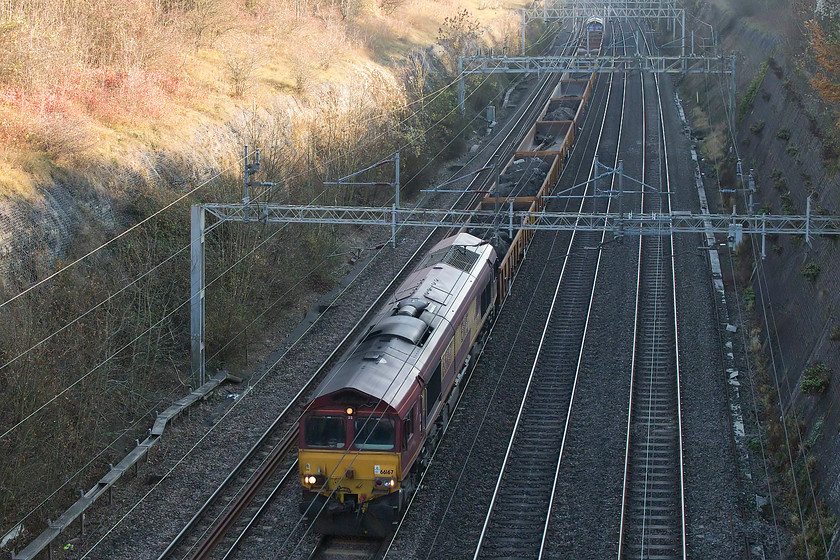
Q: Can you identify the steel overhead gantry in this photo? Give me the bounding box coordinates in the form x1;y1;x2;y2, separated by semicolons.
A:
189;199;840;387
517;0;685;58
461;0;730;115
197;203;840;240
458;0;730;113
525;0;685;35
456;52;735;115
460;54;732;75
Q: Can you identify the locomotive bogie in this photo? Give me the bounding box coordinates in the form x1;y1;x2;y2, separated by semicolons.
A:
300;487;407;537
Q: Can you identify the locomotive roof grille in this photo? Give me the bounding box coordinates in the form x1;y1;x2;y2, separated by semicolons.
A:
367;315;427;345
424;245;479;273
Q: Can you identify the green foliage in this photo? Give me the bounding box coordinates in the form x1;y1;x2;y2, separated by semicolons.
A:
738;61;767;122
750;120;765;134
807;414;825;449
821;139;840;168
743;286;755;311
776;128;791;140
525;20;555;56
830;324;840;341
780;191;795;214
802;261;821;282
801;361;831;394
786;143;799;157
747;436;763;452
770;168;786;190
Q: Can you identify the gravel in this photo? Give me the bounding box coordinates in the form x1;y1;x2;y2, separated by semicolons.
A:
493;156;553;198
544;99;579;121
541;68;641;559
53;75;540;560
386;47;749;560
385;62;620;560
75;230;430;560
53;34;751;560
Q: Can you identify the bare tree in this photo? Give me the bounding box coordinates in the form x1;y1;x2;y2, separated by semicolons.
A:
437;8;482;71
221;34;261;97
186;0;226;50
403;50;429;104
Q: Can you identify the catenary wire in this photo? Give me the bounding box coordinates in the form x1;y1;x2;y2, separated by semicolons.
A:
84;23;571;554
711;46;831;555
0;48;512;444
703;66;812;554
0;19;547;312
71;46;519;557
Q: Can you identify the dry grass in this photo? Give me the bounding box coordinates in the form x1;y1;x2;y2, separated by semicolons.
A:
0;0;534;537
0;0;525;200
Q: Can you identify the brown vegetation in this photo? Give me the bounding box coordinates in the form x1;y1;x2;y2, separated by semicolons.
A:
683;0;840;554
0;0;520;196
0;0;527;549
808;18;840;127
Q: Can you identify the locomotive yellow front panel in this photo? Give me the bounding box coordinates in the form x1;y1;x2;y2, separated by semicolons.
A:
299;450;401;502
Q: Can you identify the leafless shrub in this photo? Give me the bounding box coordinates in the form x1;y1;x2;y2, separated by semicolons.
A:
289;53;315;94
378;0;404;15
184;0;229;50
29;113;93;160
221;37;261;97
336;0;367;21
401;50;430;103
436;8;483;71
0;16;28;86
316;20;348;69
499;12;520;55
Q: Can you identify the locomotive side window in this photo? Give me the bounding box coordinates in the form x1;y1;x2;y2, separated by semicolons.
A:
354;417;396;450
304;416;346;449
426;364;442;418
481;280;492;316
403;410;414;447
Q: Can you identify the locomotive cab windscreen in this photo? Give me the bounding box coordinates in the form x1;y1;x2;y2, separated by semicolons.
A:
300;411;400;452
304;415;346;449
353;416;396;450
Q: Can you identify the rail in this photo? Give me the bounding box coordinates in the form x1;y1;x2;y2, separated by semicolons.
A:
617;23;686;559
158;36;570;558
472;18;622;559
11;370;230;560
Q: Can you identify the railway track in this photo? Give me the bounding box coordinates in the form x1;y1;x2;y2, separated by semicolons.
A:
158;179;482;560
617;25;686;560
158;29;574;560
158;206;476;560
472;20;628;560
307;536;385;560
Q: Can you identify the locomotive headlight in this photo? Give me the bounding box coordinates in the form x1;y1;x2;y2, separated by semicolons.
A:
345;406;355;416
375;477;397;488
304;475;317;485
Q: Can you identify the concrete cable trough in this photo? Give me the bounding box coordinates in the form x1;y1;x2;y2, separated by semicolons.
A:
12;371;231;560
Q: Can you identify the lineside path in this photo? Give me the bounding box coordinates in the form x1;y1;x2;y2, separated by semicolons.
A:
657;74;742;558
